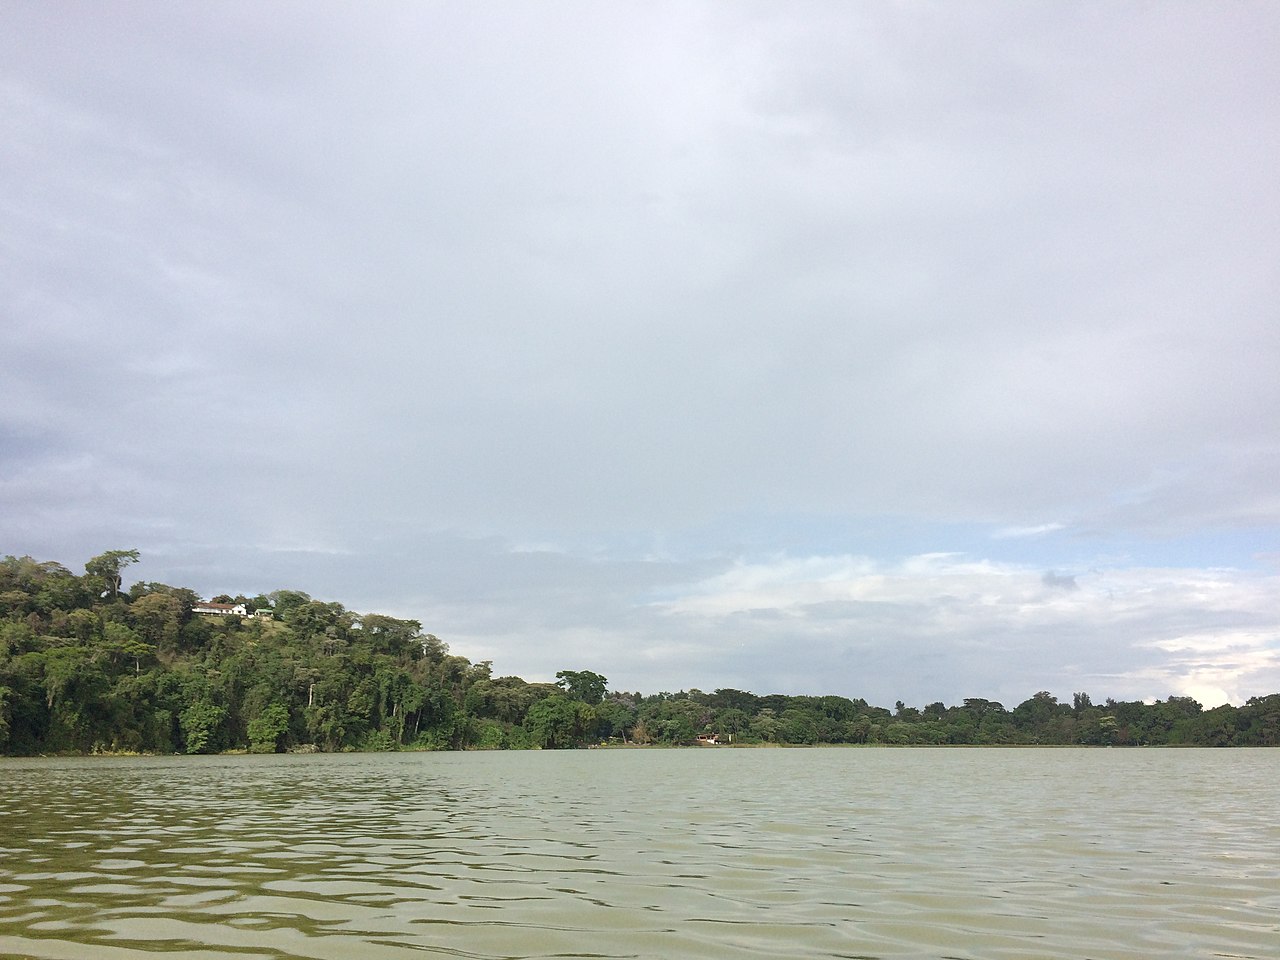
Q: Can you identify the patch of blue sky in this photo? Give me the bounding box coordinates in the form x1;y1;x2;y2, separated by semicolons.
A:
637;511;1278;574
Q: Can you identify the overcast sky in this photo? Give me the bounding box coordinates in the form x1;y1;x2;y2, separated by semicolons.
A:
3;1;1277;709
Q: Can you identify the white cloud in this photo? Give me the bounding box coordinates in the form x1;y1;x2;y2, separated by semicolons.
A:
994;523;1066;540
642;553;1280;705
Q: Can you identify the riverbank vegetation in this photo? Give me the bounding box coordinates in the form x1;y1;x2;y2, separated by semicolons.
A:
2;551;1277;754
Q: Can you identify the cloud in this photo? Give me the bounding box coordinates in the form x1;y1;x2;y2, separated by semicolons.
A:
303;539;1277;709
6;3;1277;538
1;4;1278;709
630;552;1279;706
1041;570;1079;591
996;523;1066;540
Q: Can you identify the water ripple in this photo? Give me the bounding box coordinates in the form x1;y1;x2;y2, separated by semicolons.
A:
1;749;1277;959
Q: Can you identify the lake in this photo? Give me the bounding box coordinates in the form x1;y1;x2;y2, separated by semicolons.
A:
1;748;1276;959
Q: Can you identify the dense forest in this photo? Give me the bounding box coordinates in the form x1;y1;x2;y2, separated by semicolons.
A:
2;551;1278;755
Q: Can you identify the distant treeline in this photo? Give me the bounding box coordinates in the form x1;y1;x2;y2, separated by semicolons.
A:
2;551;1278;755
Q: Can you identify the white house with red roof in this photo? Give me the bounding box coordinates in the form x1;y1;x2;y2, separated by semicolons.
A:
192;600;248;616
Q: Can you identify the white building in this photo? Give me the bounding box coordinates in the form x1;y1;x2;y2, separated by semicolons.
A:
192;601;249;616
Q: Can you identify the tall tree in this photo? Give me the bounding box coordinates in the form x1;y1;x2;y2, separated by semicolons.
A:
84;550;140;600
555;669;608;704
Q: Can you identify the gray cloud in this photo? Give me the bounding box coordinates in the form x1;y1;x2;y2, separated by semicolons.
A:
1042;571;1078;592
2;2;1277;705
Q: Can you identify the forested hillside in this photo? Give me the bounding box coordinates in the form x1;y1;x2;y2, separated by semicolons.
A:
2;551;1277;754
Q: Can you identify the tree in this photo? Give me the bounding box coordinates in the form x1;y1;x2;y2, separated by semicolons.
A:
781;707;819;744
0;685;10;752
710;688;760;713
129;593;184;653
128;582;200;613
267;590;312;621
102;622;154;675
714;707;752;738
63;608;101;643
84;550;140;600
749;708;781;743
526;695;594;748
0;589;30;617
555;669;608;705
641;697;702;742
594;698;637;741
359;614;422;656
247;703;290;753
180;701;227;754
42;647;110;751
35;572;90;613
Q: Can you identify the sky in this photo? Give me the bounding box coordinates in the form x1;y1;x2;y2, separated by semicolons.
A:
2;1;1277;710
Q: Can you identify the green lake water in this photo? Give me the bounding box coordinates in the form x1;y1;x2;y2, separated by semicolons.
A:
1;748;1276;959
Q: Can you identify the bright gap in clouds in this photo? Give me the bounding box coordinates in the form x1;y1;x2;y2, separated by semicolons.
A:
635;552;1280;707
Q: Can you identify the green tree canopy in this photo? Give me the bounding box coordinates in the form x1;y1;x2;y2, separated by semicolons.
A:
84;549;140;599
555;669;608;704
